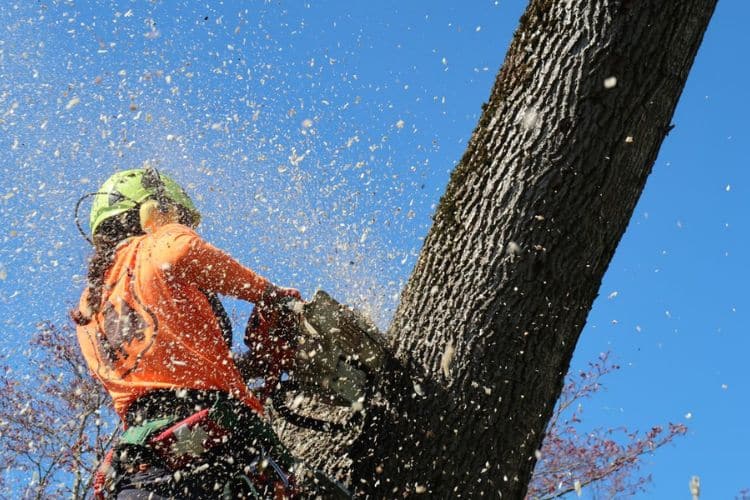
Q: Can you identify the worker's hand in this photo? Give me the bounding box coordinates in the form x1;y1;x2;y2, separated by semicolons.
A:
265;284;302;302
276;286;302;301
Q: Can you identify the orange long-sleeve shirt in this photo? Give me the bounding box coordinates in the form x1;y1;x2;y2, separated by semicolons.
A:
76;223;270;420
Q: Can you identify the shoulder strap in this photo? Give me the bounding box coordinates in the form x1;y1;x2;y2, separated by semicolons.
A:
203;290;233;348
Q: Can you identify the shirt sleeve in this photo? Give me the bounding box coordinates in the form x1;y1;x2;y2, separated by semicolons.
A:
156;224;271;303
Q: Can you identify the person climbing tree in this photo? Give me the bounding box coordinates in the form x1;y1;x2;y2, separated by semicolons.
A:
71;166;302;498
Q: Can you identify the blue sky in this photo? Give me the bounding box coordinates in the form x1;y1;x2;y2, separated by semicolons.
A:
0;1;747;497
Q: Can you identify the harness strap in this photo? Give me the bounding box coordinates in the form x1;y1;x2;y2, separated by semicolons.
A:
102;390;298;498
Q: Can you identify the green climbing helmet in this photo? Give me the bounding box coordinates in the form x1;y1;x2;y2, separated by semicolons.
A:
89;168;201;236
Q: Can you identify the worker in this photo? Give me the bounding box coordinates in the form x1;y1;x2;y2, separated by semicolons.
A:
71;167;301;498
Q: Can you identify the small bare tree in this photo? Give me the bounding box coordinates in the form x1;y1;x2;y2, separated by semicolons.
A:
528;353;686;498
0;324;118;499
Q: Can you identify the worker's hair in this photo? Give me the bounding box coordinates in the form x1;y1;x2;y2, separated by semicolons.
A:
70;208;143;325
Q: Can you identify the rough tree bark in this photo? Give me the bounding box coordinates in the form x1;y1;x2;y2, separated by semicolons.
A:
276;1;717;497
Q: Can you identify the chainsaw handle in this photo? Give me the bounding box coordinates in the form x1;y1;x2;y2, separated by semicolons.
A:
271;380;362;433
270;353;378;432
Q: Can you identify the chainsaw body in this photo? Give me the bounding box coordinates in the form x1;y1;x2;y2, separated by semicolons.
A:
243;290;386;408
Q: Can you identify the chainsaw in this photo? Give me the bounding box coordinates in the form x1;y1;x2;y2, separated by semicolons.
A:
241;290;386;432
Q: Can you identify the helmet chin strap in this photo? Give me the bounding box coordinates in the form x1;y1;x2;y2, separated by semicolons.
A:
74;192;110;245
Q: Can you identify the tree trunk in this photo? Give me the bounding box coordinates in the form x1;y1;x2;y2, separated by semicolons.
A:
277;1;717;497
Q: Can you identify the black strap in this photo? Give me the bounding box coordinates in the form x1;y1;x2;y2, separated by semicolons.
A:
125;389;229;427
203;290;233;349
